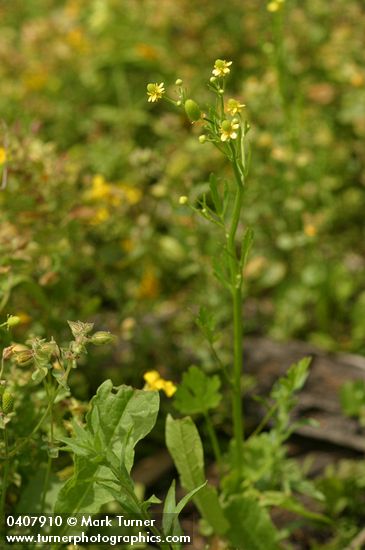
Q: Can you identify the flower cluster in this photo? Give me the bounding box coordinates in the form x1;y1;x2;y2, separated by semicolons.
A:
143;370;177;397
146;60;247;148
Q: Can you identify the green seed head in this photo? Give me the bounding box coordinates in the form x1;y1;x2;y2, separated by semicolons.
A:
89;331;115;346
184;99;201;122
147;83;155;93
2;390;14;414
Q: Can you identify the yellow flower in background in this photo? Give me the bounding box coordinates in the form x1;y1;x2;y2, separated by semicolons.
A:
15;312;32;325
23;70;48;92
90;207;110;225
0;148;7;165
147;82;165;103
226;98;246;116
143;370;177;397
137;266;160;299
66;28;89;52
212;59;232;77
119;183;143;205
304;224;317;237
220;119;240;142
135;43;159;61
267;0;285;12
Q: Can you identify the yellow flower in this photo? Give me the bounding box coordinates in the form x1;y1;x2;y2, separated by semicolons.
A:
15;312;32;325
304;224;317;237
143;370;177;397
212;59;232;77
220;119;240;142
119;183;143;205
137;267;160;299
267;0;284;12
85;175;112;201
90;207;110;225
0;148;7;165
226;98;246;116
147;82;165;103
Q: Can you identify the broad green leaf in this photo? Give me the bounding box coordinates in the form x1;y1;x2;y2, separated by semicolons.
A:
224;495;281;550
165;415;229;535
174;365;221;415
55;381;159;514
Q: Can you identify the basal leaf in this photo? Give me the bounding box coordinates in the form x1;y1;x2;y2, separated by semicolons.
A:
165;415;229;535
174;365;221;415
224;495;281;550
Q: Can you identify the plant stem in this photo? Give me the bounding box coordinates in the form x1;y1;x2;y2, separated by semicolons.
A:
204;412;222;475
6;359;73;459
0;425;10;533
41;385;55;512
226;151;245;475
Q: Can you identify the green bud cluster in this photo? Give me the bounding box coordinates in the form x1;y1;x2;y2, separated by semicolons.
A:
2;389;14;414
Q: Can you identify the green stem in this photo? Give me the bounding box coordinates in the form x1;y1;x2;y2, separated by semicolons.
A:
0;426;10;532
248;404;278;441
41;385;55;512
226;150;245;476
6;359;73;459
204;412;223;476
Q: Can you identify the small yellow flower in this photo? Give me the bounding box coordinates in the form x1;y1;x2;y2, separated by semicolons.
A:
179;195;188;205
0;147;7;165
15;312;32;325
137;267;160;299
304;224;317;237
143;370;177;397
267;0;284;12
119;183;143;205
90;207;110;224
212;59;232;77
220;119;240;142
226;98;246;116
85;175;111;201
147;82;165;103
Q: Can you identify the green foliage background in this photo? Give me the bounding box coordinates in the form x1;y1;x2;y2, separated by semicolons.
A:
1;0;364;378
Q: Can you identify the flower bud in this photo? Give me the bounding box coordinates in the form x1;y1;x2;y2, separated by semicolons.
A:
198;135;206;144
179;196;188;205
175;79;183;86
89;331;115;346
7;316;20;328
2;389;14;414
14;349;34;367
184;99;201;122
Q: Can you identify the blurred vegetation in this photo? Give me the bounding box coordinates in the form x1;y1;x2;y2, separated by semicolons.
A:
0;0;364;388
